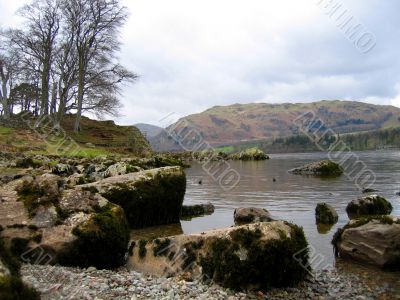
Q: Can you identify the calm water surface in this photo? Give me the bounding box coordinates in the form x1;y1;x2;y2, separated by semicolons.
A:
133;150;400;291
182;151;400;267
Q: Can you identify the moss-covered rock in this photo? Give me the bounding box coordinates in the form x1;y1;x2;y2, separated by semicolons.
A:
58;204;129;269
234;207;273;225
127;221;309;290
289;160;343;177
332;216;400;270
82;167;186;229
16;174;63;218
228;148;269;161
0;238;40;300
315;203;338;225
346;195;392;219
181;202;215;219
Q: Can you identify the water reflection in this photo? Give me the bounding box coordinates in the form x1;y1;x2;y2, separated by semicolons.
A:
316;223;334;234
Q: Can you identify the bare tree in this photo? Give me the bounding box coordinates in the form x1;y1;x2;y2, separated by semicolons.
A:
63;0;131;132
10;0;60;116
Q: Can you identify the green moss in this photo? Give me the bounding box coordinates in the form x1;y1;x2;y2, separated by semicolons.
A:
153;238;171;257
31;232;42;244
102;171;186;229
0;276;40;300
315;203;338;224
138;240;147;259
0;238;40;300
16;179;59;217
228;148;269;161
316;161;343;176
346;196;393;217
81;186;98;194
200;223;309;291
59;204;130;269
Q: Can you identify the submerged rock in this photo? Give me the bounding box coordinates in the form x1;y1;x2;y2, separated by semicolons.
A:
315;203;338;225
181;202;215;219
81;166;186;229
362;188;379;194
346;195;392;219
228;148;269;161
127;221;309;291
234;207;273;225
332;216;400;270
289;160;343;177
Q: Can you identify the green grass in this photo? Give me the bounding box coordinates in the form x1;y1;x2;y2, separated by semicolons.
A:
214;146;235;154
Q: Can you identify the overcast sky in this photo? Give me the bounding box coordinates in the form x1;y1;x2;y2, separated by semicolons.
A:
1;0;400;126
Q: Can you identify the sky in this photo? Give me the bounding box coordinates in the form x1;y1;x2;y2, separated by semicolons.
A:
1;0;400;126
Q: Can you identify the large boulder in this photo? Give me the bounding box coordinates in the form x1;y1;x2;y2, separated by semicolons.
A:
289;160;343;177
80;166;186;229
332;216;400;270
234;207;273;225
127;221;309;290
228;148;269;161
346;195;392;219
315;203;338;224
181;202;215;219
1;176;129;269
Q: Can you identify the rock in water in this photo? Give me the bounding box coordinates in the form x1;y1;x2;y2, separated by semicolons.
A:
315;203;338;225
80;166;186;229
289;160;343;177
234;207;273;225
346;195;392;219
127;221;309;291
332;216;400;270
181;202;214;218
228;148;269;161
362;188;379;194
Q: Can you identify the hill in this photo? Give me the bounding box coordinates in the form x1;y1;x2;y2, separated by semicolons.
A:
134;123;164;138
0;114;151;157
150;100;400;152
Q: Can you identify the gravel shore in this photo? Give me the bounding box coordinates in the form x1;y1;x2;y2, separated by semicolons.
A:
21;264;398;300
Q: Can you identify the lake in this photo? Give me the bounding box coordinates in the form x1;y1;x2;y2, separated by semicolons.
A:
181;150;400;269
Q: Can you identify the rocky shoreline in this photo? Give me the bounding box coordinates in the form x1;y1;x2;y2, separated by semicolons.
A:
21;264;396;300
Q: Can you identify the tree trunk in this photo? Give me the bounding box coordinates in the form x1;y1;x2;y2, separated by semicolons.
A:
50;83;57;114
40;59;51;116
0;81;10;119
74;56;86;132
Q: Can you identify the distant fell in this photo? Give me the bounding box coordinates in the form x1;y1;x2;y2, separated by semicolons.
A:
134;123;164;138
150;100;400;152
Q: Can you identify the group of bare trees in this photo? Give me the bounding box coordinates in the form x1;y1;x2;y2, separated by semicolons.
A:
0;0;136;131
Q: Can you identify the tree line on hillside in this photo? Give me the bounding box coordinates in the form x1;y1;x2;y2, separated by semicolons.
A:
228;127;400;154
0;0;136;132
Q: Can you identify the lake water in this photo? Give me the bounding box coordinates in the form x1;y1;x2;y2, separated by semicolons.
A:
132;150;400;291
181;151;400;269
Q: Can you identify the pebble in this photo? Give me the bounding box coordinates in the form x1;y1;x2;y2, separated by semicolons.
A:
20;264;398;300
